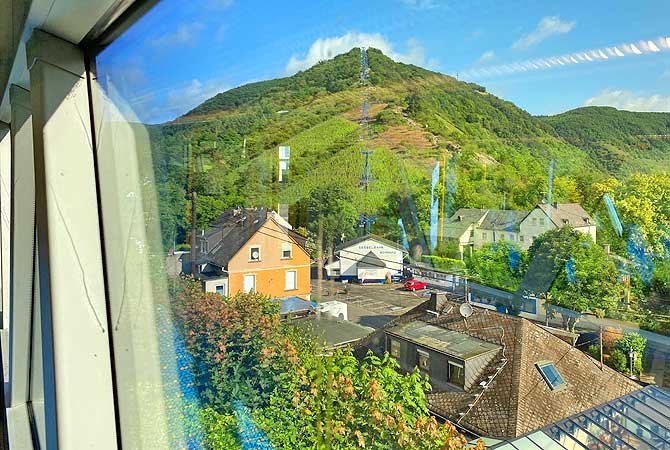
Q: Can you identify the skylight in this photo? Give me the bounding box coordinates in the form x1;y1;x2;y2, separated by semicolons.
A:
536;362;566;391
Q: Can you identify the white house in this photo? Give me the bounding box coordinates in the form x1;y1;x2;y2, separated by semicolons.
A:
324;235;407;283
518;203;596;248
444;203;596;256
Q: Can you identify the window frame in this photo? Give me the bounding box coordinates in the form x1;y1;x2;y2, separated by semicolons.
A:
285;270;297;291
536;361;567;391
249;245;261;262
389;338;401;358
281;242;293;259
244;274;257;293
448;361;465;388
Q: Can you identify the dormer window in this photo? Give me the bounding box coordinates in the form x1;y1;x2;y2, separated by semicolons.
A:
536;361;566;391
250;246;261;262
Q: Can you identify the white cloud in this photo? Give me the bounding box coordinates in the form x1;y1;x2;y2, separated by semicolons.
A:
399;0;436;10
584;89;670;112
476;50;495;64
164;79;230;116
148;22;205;47
285;32;434;74
512;16;576;50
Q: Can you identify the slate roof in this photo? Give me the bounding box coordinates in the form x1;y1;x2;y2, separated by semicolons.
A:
334;234;406;253
358;251;387;268
442;208;488;239
535;203;594;228
386;302;640;439
480;209;529;232
293;315;374;349
199;208;303;269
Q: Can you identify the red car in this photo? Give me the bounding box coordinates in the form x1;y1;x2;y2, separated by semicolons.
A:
404;279;427;291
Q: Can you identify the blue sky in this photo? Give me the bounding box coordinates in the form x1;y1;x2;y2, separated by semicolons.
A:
96;0;670;124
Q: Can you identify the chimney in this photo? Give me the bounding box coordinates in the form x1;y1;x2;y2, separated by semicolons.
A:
428;291;438;312
458;215;463;222
552;202;558;209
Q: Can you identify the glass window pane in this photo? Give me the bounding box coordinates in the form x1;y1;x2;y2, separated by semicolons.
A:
91;0;670;447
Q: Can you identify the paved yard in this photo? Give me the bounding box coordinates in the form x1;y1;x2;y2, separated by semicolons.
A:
311;280;427;329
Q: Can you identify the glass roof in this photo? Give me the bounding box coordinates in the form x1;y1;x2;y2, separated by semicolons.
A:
486;386;670;450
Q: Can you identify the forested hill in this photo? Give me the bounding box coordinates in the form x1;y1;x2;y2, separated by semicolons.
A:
153;47;670;253
540;107;670;174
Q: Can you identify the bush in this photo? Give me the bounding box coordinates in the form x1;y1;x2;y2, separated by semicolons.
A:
609;349;628;374
201;408;241;450
586;344;601;360
613;333;646;375
652;259;670;298
422;255;466;272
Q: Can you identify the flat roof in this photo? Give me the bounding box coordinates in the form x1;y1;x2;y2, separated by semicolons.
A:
292;316;374;349
386;321;501;360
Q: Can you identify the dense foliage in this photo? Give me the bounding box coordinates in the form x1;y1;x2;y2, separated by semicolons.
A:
609;333;647;376
465;241;528;292
525;227;623;316
171;277;475;449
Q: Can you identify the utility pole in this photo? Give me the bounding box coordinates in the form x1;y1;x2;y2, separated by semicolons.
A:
187;140;198;277
600;322;603;371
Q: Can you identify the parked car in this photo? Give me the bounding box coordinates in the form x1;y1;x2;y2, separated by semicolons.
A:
404;279;427;291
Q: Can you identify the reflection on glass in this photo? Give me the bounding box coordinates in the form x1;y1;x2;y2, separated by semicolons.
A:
93;0;670;447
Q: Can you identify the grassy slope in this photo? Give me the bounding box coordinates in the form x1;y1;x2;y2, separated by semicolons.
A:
152;47;670;246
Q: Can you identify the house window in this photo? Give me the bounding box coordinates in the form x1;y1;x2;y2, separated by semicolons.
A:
200;239;208;253
508;234;515;241
244;274;256;293
532;218;537;226
482;232;488;240
249;246;261;262
449;361;465;387
215;285;226;296
282;242;293;259
278;160;289;182
536;362;566;391
390;339;400;358
539;218;546;226
417;350;430;373
521;298;537;314
285;270;297;291
520;235;525;242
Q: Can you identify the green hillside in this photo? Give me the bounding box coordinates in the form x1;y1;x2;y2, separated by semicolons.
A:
541;106;670;174
150;47;670;255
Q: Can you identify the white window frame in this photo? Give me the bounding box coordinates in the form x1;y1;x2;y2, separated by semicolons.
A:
285;270;297;291
282;242;293;259
249;245;261;262
244;274;257;293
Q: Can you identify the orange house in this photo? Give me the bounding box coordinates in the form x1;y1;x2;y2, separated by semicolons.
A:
196;208;311;300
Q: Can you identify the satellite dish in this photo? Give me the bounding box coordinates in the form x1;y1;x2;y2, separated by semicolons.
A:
251;250;260;260
459;302;473;318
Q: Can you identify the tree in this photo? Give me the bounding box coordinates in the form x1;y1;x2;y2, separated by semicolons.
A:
613;332;647;376
652;259;670;298
466;241;527;292
257;349;471;450
306;184;358;257
170;277;472;449
525;227;623;329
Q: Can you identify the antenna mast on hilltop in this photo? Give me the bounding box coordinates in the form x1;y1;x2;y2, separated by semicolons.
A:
358;47;377;235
